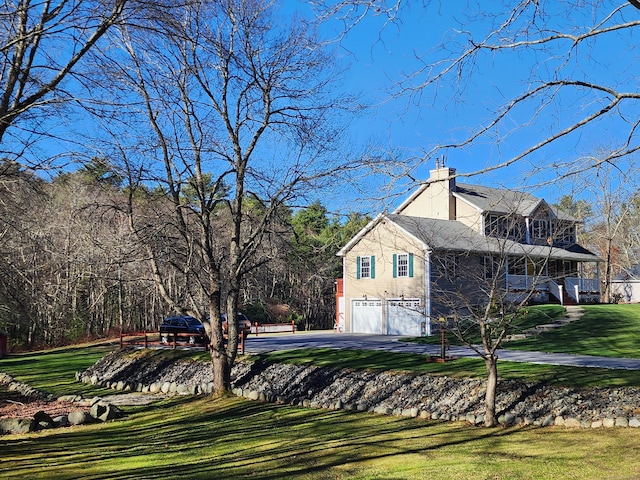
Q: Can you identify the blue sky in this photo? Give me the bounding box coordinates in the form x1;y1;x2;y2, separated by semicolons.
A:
291;0;640;214
12;1;640;218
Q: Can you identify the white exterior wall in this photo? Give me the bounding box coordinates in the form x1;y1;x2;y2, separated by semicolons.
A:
611;281;640;303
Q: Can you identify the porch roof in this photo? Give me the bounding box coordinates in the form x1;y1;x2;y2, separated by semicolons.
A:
388;214;601;263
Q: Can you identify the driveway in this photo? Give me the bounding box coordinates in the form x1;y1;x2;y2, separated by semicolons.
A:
244;331;640;370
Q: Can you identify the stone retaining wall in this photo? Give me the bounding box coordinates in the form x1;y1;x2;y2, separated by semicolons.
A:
78;348;640;428
0;371;123;434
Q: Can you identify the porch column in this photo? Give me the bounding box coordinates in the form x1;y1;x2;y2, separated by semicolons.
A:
424;249;432;336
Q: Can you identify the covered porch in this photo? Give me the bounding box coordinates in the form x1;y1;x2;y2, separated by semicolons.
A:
506;255;601;305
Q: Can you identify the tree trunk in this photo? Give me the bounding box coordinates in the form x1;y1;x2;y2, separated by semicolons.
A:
210;349;231;395
484;355;499;427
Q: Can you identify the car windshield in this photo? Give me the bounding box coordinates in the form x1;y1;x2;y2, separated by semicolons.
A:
186;318;201;325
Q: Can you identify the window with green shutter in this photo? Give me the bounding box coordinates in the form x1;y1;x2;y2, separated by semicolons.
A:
357;256;375;279
394;253;413;278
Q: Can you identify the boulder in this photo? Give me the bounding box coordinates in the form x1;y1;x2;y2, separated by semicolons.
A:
53;415;69;427
0;418;36;434
33;410;54;427
68;410;94;426
90;402;123;422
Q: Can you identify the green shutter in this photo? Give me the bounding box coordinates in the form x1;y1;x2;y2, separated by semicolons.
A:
409;253;414;278
356;256;361;279
393;254;397;278
370;256;375;279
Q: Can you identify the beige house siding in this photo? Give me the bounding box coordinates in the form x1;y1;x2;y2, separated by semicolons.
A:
342;220;427;333
454;198;482;232
396;168;456;220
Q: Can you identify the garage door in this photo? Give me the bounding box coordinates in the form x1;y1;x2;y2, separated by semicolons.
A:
386;299;425;336
351;299;383;334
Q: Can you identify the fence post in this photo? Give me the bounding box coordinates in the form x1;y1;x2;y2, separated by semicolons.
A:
0;333;6;358
254;322;259;337
144;330;148;349
292;320;295;333
120;330;124;349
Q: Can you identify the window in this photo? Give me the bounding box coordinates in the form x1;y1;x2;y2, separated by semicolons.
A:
486;213;525;241
393;253;414;278
356;256;375;279
485;214;505;237
442;254;457;280
507;257;526;276
553;222;576;243
483;256;500;280
532;219;548;239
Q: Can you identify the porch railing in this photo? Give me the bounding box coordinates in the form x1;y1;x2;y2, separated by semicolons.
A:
547;278;563;305
507;274;549;291
565;277;600;293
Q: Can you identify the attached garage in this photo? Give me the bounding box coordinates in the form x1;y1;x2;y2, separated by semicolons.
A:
351;299;383;334
386;298;426;336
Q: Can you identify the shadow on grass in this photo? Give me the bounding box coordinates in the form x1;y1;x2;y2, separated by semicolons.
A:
0;395;532;480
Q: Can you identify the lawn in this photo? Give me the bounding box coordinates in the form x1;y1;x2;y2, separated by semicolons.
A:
258;348;640;387
2;393;640;480
402;304;640;360
505;304;640;358
1;341;640;479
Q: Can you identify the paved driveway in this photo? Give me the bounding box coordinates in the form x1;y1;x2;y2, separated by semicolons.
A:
244;331;640;370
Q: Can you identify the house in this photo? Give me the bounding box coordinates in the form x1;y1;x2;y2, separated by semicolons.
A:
335;164;602;336
611;266;640;303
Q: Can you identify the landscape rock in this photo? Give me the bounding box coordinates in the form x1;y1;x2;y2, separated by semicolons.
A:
72;348;640;429
0;418;36;434
54;415;69;427
33;410;54;427
68;410;94;426
90;402;123;422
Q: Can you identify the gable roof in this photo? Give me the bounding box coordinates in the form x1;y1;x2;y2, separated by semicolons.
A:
454;183;576;221
393;180;577;221
454;183;540;216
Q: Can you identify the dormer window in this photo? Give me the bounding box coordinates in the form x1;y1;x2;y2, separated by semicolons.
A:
532;219;549;239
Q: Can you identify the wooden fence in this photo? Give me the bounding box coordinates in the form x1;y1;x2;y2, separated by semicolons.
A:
119;330;245;355
251;321;296;336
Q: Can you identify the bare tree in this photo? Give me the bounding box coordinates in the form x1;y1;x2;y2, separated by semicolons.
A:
312;1;640;184
90;0;366;393
430;244;550;427
403;1;640;183
568;156;639;301
0;0;142;166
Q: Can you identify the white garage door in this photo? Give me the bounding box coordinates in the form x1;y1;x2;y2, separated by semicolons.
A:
351;299;383;334
386;299;425;336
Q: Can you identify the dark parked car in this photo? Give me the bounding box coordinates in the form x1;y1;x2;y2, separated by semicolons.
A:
159;315;206;345
222;312;253;336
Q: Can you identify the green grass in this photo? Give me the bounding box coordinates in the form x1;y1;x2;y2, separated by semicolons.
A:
506;304;640;358
258;348;640;387
403;304;567;346
1;342;640;478
401;304;640;360
0;344;117;397
1;394;640;479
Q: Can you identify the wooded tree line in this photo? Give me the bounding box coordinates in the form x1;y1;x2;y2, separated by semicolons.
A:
0;158;369;349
